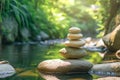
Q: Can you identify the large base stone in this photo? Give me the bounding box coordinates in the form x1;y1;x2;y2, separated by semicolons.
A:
38;59;93;73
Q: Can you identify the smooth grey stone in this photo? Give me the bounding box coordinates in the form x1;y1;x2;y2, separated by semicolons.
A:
91;62;120;76
38;59;93;73
0;63;16;78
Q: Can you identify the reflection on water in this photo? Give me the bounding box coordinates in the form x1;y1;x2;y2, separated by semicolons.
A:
90;70;120;77
39;72;92;80
0;44;120;80
0;44;48;80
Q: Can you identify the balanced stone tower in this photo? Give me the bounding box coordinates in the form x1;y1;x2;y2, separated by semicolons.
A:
59;27;87;59
38;27;93;73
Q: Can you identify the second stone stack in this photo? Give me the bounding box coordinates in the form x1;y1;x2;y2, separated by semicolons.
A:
59;27;87;59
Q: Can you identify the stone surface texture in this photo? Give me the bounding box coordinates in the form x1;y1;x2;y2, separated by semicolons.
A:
103;25;120;51
38;59;93;73
59;47;87;59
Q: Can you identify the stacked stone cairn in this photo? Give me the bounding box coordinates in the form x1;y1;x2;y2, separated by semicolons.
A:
59;27;87;59
38;27;93;74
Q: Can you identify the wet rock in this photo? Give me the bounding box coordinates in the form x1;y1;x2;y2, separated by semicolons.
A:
103;25;120;51
0;61;9;64
36;31;49;41
40;31;49;40
38;59;93;73
69;27;81;34
0;63;16;78
59;47;87;59
91;62;120;76
64;40;85;48
67;33;83;40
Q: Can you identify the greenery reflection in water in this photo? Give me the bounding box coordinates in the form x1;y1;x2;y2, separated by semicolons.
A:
0;44;64;80
39;72;93;80
0;43;102;80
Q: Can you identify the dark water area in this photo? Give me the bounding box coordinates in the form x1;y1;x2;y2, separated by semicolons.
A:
0;43;48;80
0;43;119;80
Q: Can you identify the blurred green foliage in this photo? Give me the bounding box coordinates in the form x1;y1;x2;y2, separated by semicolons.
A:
90;0;120;37
0;0;114;43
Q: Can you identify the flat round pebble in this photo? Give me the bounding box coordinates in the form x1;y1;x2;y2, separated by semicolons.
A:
64;40;85;48
67;33;83;40
59;47;87;59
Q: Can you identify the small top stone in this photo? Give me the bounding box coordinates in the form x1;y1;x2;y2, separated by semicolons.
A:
69;27;81;33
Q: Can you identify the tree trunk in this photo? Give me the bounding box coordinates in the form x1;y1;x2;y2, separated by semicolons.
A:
104;0;120;35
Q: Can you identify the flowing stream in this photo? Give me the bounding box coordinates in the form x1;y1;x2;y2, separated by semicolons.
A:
0;42;119;80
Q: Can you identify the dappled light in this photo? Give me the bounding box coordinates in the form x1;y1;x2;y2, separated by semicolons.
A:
0;0;120;80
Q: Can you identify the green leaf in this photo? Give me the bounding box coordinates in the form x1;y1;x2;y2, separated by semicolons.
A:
10;4;21;27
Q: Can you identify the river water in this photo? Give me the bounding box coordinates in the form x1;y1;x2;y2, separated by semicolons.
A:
0;42;119;80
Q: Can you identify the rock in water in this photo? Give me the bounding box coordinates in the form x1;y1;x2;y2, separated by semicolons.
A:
91;62;120;73
0;64;16;78
38;59;93;73
59;47;87;59
103;25;120;51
